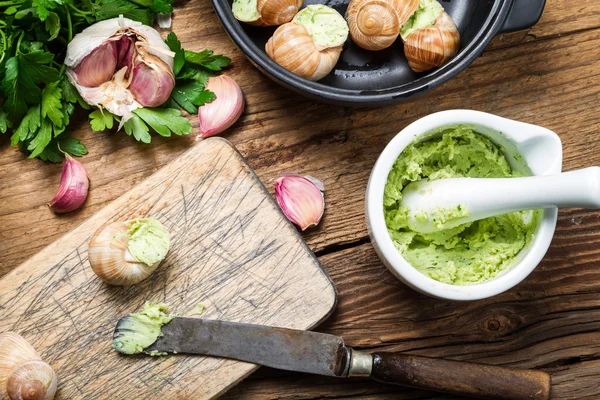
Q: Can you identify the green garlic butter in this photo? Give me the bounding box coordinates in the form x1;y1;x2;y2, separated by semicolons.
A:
127;218;170;266
113;303;173;355
293;5;349;49
383;125;539;285
232;0;260;22
400;0;444;40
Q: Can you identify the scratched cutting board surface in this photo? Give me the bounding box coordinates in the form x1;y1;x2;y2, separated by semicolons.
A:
0;138;337;399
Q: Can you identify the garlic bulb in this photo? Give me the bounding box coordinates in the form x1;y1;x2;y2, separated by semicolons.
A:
232;0;302;26
65;16;175;125
275;174;325;230
88;218;170;286
403;11;460;72
198;75;245;138
0;333;57;400
266;5;349;81
346;0;418;51
48;154;89;214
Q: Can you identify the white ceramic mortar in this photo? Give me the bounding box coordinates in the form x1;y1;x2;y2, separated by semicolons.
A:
366;110;563;301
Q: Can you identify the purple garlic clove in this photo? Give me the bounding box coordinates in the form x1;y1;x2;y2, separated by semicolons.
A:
73;41;118;87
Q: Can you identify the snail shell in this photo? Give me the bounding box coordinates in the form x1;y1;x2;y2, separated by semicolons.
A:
88;221;160;286
266;22;343;81
403;11;460;72
346;0;418;51
255;0;303;26
234;0;302;26
0;333;57;400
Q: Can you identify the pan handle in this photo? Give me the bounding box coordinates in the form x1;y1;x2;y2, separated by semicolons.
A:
499;0;546;34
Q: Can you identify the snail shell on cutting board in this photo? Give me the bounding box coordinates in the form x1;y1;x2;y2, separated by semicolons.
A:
403;11;460;72
0;333;57;400
88;221;161;286
346;0;419;51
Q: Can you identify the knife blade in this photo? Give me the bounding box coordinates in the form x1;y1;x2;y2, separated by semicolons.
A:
143;317;350;377
115;317;551;400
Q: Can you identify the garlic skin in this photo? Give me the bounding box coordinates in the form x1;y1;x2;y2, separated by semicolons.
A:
266;5;349;81
346;0;418;51
88;218;170;286
0;333;57;400
403;11;460;72
48;154;90;214
275;174;325;231
65;16;175;124
198;75;244;138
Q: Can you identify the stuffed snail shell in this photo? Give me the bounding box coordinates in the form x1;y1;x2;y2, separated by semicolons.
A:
88;218;170;286
266;5;349;81
400;0;460;72
346;0;418;51
232;0;303;26
0;333;57;400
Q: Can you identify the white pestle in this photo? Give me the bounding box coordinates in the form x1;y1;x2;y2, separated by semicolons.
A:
401;167;600;234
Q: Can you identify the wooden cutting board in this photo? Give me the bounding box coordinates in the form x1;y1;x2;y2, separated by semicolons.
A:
0;138;337;399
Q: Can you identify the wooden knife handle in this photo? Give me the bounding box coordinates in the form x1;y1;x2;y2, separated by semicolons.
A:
370;352;551;400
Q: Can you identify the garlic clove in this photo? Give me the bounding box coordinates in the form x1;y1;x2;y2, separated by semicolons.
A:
73;41;118;87
275;174;325;230
48;154;90;214
116;35;136;75
128;56;175;107
88;218;169;286
198;75;245;138
6;360;57;400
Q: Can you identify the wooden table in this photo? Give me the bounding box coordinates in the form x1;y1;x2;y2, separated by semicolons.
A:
1;1;599;398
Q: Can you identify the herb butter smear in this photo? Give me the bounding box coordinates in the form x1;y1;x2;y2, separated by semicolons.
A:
293;5;349;50
384;125;539;285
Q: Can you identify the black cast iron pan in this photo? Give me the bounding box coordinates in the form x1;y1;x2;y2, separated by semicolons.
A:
211;0;545;106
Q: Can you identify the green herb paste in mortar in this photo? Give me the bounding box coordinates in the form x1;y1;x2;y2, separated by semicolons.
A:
384;125;539;285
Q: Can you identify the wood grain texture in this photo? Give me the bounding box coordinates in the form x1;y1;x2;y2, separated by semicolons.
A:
0;138;336;399
1;0;600;398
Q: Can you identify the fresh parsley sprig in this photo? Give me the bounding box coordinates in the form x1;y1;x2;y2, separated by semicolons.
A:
0;0;232;162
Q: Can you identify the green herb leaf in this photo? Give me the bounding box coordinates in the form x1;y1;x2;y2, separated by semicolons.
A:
0;111;12;134
96;0;153;25
61;77;89;109
123;114;151;143
41;81;63;128
32;0;63;21
133;108;192;137
45;12;61;41
126;0;172;14
169;81;215;114
184;50;231;71
27;118;53;158
0;51;60;119
89;109;115;131
11;105;41;146
176;64;210;85
165;32;185;76
38;134;88;162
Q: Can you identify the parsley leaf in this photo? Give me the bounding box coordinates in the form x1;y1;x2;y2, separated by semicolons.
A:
45;12;61;41
123;114;151;143
27;118;53;158
0;50;60;119
127;0;172;14
89;109;115;131
0;111;12;134
184;50;231;71
41;81;63;128
165;32;185;76
95;0;154;25
169;81;215;114
133;108;192;137
11;105;41;146
32;0;63;21
38;135;88;162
